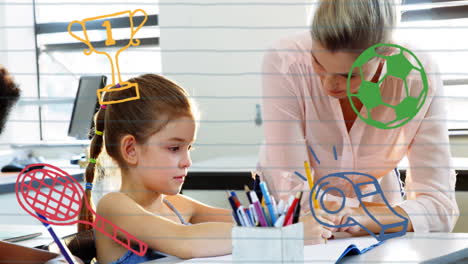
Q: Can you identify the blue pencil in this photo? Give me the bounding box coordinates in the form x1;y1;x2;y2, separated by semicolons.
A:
226;191;242;226
259;181;277;224
36;213;75;264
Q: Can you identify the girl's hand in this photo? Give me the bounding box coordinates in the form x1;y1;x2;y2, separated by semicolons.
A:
300;214;332;245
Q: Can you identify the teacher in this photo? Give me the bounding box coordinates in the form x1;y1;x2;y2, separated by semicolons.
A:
259;0;458;234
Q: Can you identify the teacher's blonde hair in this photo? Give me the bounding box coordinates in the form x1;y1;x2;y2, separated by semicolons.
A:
311;0;400;52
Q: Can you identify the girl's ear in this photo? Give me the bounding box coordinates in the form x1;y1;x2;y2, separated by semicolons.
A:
120;135;138;166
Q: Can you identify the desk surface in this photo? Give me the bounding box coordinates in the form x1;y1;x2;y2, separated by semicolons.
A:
2;225;467;263
0;224;76;248
144;233;468;263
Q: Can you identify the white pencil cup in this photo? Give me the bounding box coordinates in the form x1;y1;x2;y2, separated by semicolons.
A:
232;223;304;263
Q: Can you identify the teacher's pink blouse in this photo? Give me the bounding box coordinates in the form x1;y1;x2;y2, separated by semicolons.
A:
258;31;459;232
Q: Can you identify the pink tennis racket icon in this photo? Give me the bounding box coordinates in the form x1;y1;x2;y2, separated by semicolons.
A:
15;163;148;256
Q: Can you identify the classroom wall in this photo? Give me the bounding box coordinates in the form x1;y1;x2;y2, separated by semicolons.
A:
451;136;468;158
158;0;309;164
0;4;5;65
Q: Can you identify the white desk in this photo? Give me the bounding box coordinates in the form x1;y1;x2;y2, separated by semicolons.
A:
3;226;467;263
0;224;76;248
146;233;468;263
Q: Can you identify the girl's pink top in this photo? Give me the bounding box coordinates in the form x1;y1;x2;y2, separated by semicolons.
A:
258;31;459;232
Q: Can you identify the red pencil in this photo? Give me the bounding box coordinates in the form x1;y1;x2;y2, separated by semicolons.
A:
283;191;301;226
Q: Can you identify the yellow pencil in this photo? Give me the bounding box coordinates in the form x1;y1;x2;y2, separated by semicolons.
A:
304;160;327;243
304;161;319;209
304;161;313;190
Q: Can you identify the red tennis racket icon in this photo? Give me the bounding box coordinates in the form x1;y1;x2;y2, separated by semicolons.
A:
15;163;148;256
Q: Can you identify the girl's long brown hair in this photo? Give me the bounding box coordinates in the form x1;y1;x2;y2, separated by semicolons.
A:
78;74;195;232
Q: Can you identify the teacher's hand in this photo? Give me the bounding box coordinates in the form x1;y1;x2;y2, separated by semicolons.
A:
300;214;332;245
320;201;364;234
304;207;340;231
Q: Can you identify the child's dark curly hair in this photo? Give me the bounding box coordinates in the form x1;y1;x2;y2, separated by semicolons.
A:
0;66;21;134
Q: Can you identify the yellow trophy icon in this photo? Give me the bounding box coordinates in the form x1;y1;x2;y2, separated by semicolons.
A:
68;10;148;105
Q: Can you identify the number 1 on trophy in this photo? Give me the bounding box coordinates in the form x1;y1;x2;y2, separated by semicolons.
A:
102;21;116;46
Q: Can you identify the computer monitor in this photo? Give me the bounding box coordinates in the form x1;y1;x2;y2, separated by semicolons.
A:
68;76;107;140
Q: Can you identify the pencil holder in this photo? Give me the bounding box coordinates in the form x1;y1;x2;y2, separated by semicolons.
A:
232;223;304;263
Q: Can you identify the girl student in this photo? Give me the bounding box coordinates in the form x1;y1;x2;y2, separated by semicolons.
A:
80;74;333;264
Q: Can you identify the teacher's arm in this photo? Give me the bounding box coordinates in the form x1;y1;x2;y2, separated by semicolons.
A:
260;47;311;204
396;70;459;232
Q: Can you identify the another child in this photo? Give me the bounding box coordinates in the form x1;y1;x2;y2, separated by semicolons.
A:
80;74;331;264
0;66;82;264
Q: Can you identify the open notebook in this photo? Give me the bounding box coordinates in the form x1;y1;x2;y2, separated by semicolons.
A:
172;236;381;264
304;236;382;263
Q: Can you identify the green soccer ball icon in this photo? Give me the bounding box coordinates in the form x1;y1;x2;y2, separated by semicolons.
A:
346;43;428;129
